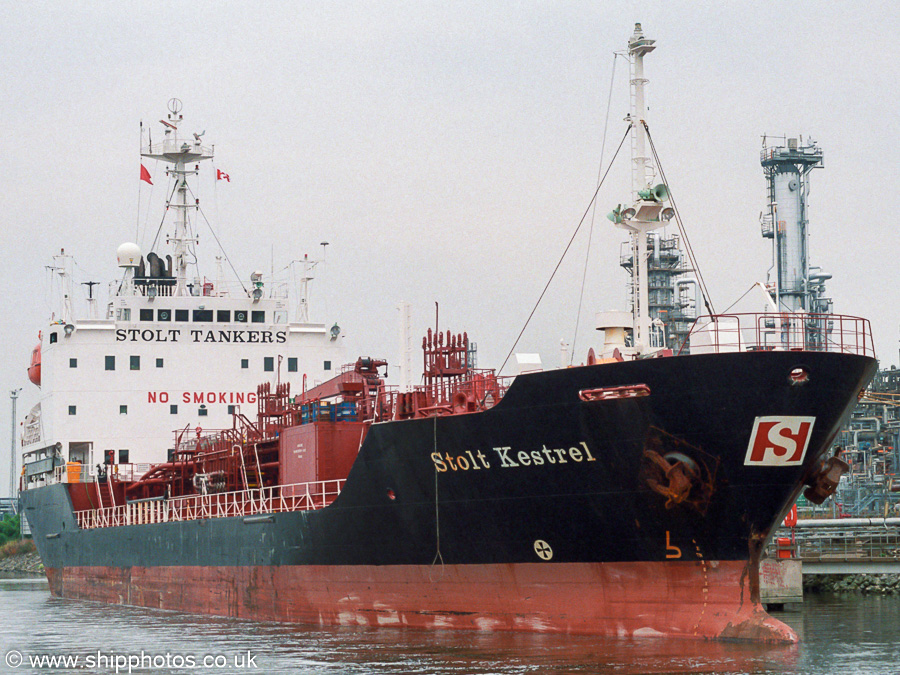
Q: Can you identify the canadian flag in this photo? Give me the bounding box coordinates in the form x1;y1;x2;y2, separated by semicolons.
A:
216;169;231;182
140;164;153;185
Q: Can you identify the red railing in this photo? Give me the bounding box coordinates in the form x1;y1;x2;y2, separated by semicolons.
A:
74;479;344;529
682;313;875;358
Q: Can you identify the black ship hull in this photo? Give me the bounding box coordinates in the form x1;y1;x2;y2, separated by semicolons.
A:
21;350;876;640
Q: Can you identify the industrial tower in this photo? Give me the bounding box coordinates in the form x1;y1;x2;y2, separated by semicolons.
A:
760;137;831;315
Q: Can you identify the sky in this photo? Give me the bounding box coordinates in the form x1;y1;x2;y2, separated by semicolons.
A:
1;1;899;491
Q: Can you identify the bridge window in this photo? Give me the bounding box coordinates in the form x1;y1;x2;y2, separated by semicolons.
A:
217;310;231;323
170;404;178;414
156;358;164;368
193;309;213;322
241;359;249;369
69;358;77;368
140;309;153;321
158;309;171;322
198;405;208;417
175;309;189;322
288;357;298;372
130;355;140;370
105;356;115;371
324;360;332;371
235;310;248;323
118;449;129;463
264;357;274;372
251;310;265;324
119;405;127;415
68;405;76;415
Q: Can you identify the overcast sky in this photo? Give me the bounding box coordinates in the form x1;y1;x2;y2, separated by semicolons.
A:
2;1;898;490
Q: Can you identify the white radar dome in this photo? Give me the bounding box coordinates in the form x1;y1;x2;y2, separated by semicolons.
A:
116;242;142;268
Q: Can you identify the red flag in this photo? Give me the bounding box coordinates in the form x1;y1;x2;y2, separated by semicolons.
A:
140;164;153;185
216;169;231;182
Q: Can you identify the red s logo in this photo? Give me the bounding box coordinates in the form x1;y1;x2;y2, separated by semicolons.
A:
744;416;815;466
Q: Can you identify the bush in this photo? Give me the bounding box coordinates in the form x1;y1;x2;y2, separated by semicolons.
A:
0;514;21;547
0;538;35;559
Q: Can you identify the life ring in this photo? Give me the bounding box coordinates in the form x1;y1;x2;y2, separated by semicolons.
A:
783;504;798;528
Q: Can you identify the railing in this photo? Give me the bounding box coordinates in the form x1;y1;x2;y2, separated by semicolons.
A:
683;313;874;358
766;522;900;562
48;462;151;486
74;479;344;529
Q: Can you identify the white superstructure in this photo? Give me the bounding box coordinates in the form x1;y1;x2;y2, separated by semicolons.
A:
21;101;345;481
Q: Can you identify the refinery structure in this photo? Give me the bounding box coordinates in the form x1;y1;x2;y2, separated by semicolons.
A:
611;122;900;517
756;135;900;517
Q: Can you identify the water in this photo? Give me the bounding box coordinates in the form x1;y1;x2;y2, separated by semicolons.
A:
1;573;899;674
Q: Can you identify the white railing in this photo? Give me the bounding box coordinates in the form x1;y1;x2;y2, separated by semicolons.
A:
74;479;345;530
683;313;875;357
46;463;151;487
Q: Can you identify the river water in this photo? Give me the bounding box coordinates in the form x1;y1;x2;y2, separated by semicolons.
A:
1;573;898;675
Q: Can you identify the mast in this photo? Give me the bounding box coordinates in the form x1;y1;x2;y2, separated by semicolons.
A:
608;24;674;354
140;99;213;297
49;249;75;324
298;254;313;323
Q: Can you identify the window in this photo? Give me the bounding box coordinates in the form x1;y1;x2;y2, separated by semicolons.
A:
130;355;140;371
105;356;115;371
119;405;128;415
274;310;288;324
50;333;58;344
156;358;164;368
118;449;129;463
264;357;274;372
217;310;231;323
116;308;131;322
170;404;178;414
288;357;298;372
227;405;235;415
240;359;249;369
198;406;208;417
139;309;154;321
158;309;171;322
324;360;332;371
68;405;76;415
167;448;175;462
193;309;214;322
175;309;189;322
69;358;77;368
235;310;248;323
251;310;265;324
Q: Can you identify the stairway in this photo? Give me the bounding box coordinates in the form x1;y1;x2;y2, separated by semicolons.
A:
96;477;116;510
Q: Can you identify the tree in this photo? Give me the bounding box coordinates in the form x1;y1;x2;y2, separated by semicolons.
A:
0;514;21;547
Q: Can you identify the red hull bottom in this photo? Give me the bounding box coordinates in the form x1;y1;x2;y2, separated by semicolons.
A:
45;561;797;643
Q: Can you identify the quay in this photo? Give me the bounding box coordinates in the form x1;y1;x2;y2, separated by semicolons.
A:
761;518;900;606
770;518;900;574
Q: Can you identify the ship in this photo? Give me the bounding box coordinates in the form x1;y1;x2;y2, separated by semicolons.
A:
19;97;346;483
19;25;876;642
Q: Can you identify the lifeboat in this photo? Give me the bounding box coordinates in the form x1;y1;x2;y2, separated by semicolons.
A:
27;339;41;387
